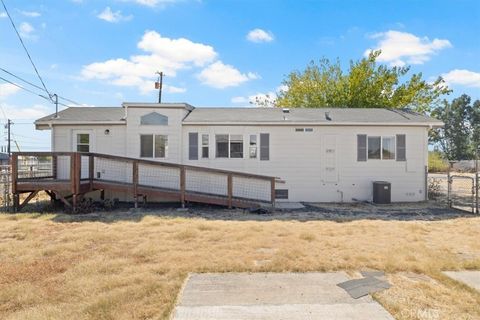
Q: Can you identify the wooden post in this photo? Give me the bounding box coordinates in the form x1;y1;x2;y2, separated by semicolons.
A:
133;161;138;209
227;174;233;209
52;155;57;179
180;167;186;208
270;177;276;209
89;155;94;190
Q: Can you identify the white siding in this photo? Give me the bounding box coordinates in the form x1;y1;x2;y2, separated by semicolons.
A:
182;125;428;202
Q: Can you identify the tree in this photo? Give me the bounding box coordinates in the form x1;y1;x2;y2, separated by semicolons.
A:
430;94;480;160
276;51;451;113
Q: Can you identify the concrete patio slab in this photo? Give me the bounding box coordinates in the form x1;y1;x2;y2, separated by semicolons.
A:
172;272;394;320
443;271;480;291
275;202;305;210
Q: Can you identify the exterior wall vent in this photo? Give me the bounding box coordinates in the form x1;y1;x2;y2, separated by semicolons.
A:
325;111;332;121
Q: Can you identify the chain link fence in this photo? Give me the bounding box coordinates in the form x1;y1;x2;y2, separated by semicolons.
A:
428;160;479;214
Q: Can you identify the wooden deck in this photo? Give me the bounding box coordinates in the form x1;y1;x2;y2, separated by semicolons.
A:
11;152;279;212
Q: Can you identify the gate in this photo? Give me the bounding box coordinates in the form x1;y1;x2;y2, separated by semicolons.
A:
448;174;476;213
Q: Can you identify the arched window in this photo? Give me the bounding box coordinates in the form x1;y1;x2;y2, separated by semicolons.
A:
140;112;168;125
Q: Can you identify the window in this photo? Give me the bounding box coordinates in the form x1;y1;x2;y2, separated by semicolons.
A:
367;136;381;160
249;135;257;158
295;128;305;132
305;128;313;132
154;135;168;158
76;134;90;152
140;134;168;158
382;137;395;160
140;112;168;125
230;135;243;158
140;135;153;157
215;134;229;158
202;134;209;158
260;133;269;161
275;189;289;199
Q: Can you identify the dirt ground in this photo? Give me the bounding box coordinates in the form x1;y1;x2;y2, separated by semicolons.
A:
0;202;479;320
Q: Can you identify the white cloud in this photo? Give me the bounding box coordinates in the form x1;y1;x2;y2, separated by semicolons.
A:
198;61;258;88
0;12;7;18
20;11;41;17
81;30;217;93
122;0;180;7
364;30;452;66
19;22;35;38
442;69;480;88
165;85;186;93
0;103;50;119
97;7;133;23
231;96;248;104
0;83;20;100
246;28;274;43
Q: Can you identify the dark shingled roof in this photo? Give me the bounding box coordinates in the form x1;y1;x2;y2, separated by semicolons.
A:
36;107;125;123
183;107;442;124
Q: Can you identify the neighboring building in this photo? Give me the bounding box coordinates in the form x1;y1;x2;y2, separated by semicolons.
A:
35;103;442;203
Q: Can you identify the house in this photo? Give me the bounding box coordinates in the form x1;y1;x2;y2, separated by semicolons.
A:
34;103;442;203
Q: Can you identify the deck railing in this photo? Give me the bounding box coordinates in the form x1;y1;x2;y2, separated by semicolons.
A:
12;152;280;209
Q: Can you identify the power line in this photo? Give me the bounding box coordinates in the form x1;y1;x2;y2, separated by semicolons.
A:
0;77;71;108
1;0;53;101
0;67;83;106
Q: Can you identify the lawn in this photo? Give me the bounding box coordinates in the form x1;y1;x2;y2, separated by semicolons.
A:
0;208;479;320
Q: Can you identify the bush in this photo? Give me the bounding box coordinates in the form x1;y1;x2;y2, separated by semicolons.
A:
428;151;449;173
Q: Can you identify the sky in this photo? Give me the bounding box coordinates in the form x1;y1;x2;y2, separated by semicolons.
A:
0;0;479;151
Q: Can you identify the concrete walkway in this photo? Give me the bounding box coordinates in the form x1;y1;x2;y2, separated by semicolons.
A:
173;272;393;320
443;271;480;291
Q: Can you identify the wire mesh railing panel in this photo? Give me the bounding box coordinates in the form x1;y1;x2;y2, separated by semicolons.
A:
94;157;132;184
17;155;54;179
450;175;475;212
233;176;271;202
80;155;90;180
138;163;180;190
56;155;71;180
185;169;227;196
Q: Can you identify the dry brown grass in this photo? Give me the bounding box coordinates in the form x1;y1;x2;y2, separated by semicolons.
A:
0;211;479;320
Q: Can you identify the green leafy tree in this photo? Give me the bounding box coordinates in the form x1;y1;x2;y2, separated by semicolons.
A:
276;50;450;113
430;94;480;160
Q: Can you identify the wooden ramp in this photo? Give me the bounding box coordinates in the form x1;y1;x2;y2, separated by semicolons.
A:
11;152;280;212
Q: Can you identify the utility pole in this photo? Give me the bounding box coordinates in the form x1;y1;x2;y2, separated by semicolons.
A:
155;72;163;103
53;94;59;118
6;119;11;157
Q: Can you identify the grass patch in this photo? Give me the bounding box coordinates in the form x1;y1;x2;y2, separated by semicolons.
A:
0;212;479;319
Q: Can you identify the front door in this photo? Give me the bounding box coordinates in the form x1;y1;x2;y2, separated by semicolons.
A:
322;135;338;183
72;130;94;179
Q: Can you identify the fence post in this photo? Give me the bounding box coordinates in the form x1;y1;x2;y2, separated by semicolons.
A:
180;167;186;208
424;165;428;201
476;171;479;214
447;164;452;208
271;177;276;209
133;160;138;209
227;174;232;209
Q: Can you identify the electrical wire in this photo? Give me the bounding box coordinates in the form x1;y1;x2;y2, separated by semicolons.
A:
1;0;53;101
0;67;83;106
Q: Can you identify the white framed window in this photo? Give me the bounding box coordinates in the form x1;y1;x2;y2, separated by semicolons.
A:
249;134;257;158
202;134;209;158
230;134;243;158
366;136;396;160
140;134;168;158
76;133;90;152
215;134;229;158
382;136;396;160
215;134;244;159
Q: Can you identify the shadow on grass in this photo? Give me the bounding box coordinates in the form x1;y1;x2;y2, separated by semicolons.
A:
6;200;477;224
